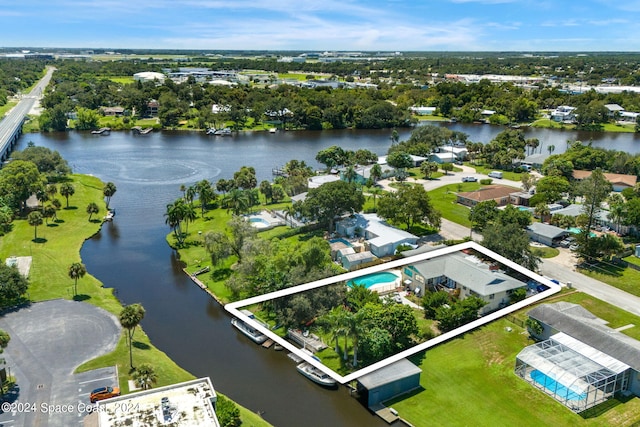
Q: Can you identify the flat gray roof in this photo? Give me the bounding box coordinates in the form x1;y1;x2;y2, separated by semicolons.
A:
527;222;569;239
357;359;422;390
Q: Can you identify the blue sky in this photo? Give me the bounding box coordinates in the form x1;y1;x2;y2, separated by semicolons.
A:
1;0;640;51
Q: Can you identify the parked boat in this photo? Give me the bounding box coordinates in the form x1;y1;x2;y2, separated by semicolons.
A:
231;310;268;344
91;127;111;135
296;362;337;388
103;209;115;221
206;127;232;136
269;128;277;133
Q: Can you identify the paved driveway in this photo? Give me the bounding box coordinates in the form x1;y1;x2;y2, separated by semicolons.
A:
0;299;121;427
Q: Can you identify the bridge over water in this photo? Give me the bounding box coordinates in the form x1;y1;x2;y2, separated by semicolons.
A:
0;67;54;161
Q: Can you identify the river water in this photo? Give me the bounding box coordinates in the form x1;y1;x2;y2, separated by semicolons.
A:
14;124;640;427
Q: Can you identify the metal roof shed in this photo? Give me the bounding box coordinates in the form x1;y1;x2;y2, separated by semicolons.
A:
356;359;422;408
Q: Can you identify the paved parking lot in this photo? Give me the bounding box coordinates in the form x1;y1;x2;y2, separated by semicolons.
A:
0;299;121;426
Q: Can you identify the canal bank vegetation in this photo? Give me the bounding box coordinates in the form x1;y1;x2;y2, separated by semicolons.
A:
387;291;640;426
0;152;271;426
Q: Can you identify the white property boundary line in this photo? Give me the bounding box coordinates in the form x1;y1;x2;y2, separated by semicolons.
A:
226;241;561;384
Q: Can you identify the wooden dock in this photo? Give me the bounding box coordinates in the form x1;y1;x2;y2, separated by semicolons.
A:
262;339;274;349
370;404;399;424
287;329;327;352
183;268;223;305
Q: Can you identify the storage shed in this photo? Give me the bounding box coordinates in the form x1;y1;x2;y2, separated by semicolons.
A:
356;359;422;408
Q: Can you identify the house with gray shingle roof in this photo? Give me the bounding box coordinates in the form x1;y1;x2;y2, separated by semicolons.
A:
401;251;526;314
516;302;640;413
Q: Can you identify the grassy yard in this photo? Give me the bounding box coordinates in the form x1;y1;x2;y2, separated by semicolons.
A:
0;99;18;117
0;174;271;426
387;292;640;426
529;118;575;130
578;262;640;298
427;182;483;227
530;245;560;258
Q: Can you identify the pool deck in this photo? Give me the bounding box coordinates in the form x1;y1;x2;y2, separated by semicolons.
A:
247;210;285;229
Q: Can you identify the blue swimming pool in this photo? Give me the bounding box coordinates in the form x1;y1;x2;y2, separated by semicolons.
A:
249;217;269;225
329;238;353;247
567;227;596;237
531;370;587;401
348;272;399;288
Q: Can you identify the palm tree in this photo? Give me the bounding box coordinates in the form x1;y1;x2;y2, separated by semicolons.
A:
283;204;297;227
103;182;117;210
185;185;197;206
547;144;555;155
196;180;215;216
370;163;383;183
534;202;551;223
132;363;158;390
344;166;357;184
344;310;364;367
182;202;197;235
28;211;43;240
46;183;58;201
119;303;146;369
165;200;186;245
224;189;250;216
369;187;383;210
59;182;75;208
607;193;626;233
68;262;87;296
179;184;187;199
86;202;99;221
320;306;348;357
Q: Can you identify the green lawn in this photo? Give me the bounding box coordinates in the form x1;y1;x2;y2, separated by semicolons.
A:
387;292;640;426
0;99;18;117
530;245;560;258
427;183;484;227
578;262;640;298
602;123;635;133
0;174;271;426
529;118;575;130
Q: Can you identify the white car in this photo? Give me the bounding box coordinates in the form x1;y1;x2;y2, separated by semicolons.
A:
462;176;477;182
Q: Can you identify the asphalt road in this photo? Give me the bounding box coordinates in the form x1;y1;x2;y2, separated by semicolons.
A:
0;299;121;427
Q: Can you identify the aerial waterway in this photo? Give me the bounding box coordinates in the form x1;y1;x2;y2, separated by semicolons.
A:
13;125;640;427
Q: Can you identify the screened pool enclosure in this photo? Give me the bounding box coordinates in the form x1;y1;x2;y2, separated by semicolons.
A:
515;333;631;412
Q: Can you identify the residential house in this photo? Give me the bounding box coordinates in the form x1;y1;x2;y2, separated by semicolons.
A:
341;251;376;271
604;103;625;118
340;164;395;185
550;106;576;123
146;99;159;117
401;251;527;314
356;359;421;408
457;185;519;207
100;106;125;116
436;145;467;161
409;106;436;115
335;213;418;258
378;155;427;168
526;222;570;247
572;170;637;192
517;302;640;413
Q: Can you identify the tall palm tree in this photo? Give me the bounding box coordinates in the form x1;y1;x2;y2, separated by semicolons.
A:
185;185;197;206
59;183;75;208
182;202;197;235
103;182;117;210
534;202;551;223
28;211;43;240
283;204;297;227
369;187;383;210
224;189;250;216
197;180;216;216
344;310;364;367
344;166;357;184
68;262;87;296
370;163;382;183
320;306;348;357
119;303;146;369
86;202;99;221
164;200;187;245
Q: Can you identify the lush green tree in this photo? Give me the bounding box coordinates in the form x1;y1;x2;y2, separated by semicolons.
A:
59;182;75;208
233;166;257;190
482;222;540;271
377;184;441;231
520;173;537;192
11;145;71;178
215;394;241;427
259;180;273;203
299;181;364;232
386;151;413;169
271;184;286;203
103;182;117;210
576;169;612;258
0;329;9;353
534;202;551;223
119;303;146;369
535;175;571;203
370;163;383;182
68;262;87;296
319;306;349;357
0;263;28;307
353;149;378;165
441;162;454;175
165;199;188;246
497;204;532;228
346;283;382;312
422;290;450;319
222;189;250;216
75;107;101;130
468;200;498;232
204;216;257;265
509;288;527;304
343;166;357;183
0;160;45;213
420;161;438;179
316;145;348;169
132;363;158;390
196;180;216;215
436;296;487;332
86;202;99;221
27;211;43;240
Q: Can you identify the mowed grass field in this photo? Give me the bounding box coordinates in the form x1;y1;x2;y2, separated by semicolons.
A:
387;292;640;427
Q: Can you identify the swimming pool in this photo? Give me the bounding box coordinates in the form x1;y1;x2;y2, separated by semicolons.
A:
348;272;399;289
329;238;353;247
567;227;596;237
530;370;587;401
249;217;270;226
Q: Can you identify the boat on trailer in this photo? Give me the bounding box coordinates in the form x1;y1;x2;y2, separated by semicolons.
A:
231;310;268;344
296;362;337;388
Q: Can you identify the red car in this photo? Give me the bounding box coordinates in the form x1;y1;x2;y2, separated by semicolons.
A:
90;386;121;403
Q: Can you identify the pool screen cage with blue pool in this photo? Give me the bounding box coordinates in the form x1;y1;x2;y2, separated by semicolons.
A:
515;333;631;412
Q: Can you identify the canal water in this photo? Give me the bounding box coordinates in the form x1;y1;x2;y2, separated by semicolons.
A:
14;124;640;427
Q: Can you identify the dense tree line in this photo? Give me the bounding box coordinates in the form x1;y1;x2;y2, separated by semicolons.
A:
0;59;48;106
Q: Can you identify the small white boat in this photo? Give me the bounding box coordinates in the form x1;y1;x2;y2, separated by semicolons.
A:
296;362;337;388
103;209;115;221
269;128;277;133
231;310;268;344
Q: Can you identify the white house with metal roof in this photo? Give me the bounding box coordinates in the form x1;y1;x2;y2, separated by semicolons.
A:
335;214;418;258
401;251;527;314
